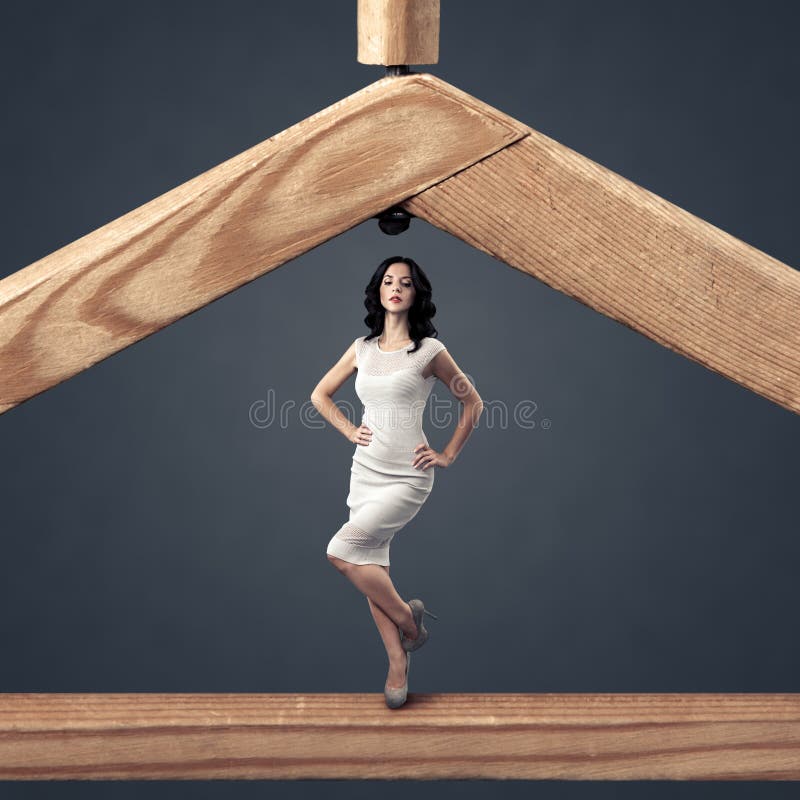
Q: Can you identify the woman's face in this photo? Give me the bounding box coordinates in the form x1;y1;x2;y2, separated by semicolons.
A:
380;261;415;314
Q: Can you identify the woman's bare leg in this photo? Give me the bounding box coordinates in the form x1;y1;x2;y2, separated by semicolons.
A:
367;565;411;689
327;555;417;688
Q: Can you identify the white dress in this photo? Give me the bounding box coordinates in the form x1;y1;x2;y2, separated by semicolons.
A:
326;335;448;566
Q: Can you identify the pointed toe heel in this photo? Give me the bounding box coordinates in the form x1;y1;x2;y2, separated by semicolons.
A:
384;651;411;709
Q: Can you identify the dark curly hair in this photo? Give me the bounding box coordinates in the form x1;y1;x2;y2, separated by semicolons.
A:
362;256;439;354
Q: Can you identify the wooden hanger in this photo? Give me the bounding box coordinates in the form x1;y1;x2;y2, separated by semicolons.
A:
1;1;797;782
1;0;797;416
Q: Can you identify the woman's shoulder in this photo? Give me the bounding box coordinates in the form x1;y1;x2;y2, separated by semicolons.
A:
353;335;375;361
421;336;447;353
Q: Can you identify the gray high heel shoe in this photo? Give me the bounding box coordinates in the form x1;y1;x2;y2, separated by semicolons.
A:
384;651;411;709
400;598;439;653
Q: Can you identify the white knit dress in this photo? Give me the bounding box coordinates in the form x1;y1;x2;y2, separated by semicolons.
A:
326;335;448;566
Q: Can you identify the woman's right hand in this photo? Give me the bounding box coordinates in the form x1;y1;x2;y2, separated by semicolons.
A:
349;424;373;446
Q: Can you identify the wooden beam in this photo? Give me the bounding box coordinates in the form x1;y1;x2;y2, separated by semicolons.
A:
0;73;527;415
0;693;798;780
6;68;796;417
402;130;800;416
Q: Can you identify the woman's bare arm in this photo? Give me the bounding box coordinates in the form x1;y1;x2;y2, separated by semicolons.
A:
310;340;361;442
428;349;484;465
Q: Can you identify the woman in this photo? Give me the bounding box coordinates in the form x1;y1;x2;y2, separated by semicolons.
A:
310;256;484;708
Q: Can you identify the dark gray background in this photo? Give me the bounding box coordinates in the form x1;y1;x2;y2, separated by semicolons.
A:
1;0;798;797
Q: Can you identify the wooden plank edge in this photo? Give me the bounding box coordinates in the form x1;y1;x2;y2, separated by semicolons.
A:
0;693;797;780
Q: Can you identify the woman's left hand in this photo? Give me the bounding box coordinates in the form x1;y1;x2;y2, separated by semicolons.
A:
412;444;452;470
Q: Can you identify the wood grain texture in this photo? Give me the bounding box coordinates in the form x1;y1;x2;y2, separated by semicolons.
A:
0;73;527;415
0;693;798;780
357;0;439;65
401;130;800;416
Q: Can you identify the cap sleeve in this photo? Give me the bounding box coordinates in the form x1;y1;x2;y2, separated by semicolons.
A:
353;336;364;368
421;337;447;369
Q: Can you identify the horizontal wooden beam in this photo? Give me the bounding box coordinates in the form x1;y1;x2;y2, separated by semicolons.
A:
0;693;798;780
402;129;800;416
0;73;527;415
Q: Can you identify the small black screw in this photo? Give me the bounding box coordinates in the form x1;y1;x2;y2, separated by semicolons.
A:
374;205;414;235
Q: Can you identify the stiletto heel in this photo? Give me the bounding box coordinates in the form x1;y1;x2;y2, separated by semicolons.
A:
400;598;439;653
384;651;411;709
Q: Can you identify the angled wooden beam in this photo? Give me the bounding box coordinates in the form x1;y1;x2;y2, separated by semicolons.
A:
0;693;798;780
0;73;527;415
402;128;800;416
